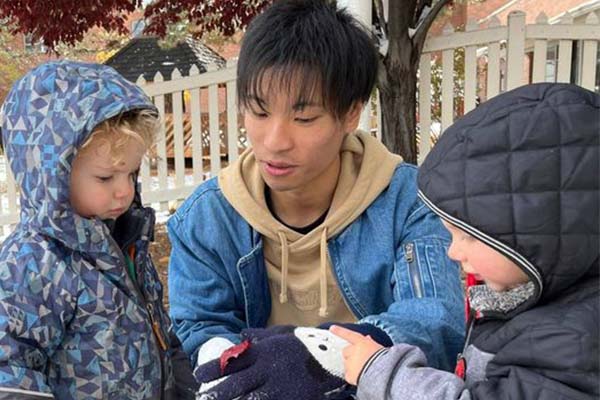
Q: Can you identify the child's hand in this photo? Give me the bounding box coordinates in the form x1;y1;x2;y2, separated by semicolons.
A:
329;325;385;385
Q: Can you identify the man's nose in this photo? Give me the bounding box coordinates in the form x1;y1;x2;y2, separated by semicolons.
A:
263;119;293;153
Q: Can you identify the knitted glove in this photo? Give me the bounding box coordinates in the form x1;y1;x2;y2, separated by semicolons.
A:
194;326;354;400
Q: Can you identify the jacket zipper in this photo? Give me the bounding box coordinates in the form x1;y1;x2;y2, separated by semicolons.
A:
405;243;424;298
455;311;477;379
107;235;167;399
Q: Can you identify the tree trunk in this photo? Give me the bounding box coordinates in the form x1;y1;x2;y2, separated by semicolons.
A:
379;59;418;164
376;0;452;165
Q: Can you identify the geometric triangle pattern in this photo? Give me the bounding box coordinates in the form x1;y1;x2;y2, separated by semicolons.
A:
0;61;182;399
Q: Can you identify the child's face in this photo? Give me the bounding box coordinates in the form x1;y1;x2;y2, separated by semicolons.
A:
69;138;145;220
243;73;361;196
443;221;529;292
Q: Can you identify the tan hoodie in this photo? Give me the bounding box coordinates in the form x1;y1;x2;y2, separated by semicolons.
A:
219;131;402;326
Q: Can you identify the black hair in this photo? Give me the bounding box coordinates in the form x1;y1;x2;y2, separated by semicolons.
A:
237;0;379;120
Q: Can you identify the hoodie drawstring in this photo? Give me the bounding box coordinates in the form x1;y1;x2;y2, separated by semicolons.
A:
277;228;330;318
277;231;289;304
319;227;329;318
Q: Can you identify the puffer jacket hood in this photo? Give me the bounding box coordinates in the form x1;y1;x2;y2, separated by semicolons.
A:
418;83;599;313
0;60;156;253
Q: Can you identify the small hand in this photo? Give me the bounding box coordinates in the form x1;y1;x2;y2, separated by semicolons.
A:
329;325;384;385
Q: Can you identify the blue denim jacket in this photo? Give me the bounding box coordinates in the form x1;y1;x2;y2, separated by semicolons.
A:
167;163;464;371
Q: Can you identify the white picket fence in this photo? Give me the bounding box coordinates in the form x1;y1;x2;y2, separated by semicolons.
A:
0;10;598;235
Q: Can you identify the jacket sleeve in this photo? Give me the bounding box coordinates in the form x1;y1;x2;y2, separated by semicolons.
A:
468;320;599;399
167;199;246;364
360;193;465;371
0;251;71;399
357;344;471;400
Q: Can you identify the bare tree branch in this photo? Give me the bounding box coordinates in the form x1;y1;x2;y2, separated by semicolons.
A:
413;0;451;53
413;0;432;27
373;0;387;38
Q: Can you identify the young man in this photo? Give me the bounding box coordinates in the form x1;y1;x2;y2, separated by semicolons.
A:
168;0;464;396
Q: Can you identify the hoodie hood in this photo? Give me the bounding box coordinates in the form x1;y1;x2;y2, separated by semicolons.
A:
418;83;599;314
0;61;157;254
219;131;402;318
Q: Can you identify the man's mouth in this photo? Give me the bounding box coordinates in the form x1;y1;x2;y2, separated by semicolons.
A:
263;161;296;177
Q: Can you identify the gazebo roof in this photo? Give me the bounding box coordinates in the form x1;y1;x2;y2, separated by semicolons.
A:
105;36;225;82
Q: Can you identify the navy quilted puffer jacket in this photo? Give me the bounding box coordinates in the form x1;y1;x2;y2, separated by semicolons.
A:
418;83;599;399
0;62;195;399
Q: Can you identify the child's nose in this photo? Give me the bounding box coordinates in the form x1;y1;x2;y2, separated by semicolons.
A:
446;241;464;262
114;178;133;199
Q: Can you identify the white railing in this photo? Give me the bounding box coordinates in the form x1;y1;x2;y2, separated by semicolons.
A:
1;10;598;234
416;10;600;163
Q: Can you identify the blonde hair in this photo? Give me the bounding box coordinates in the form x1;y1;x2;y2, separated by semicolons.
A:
79;109;159;164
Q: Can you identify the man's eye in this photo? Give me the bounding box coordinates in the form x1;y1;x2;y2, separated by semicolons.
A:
252;110;269;118
296;116;318;124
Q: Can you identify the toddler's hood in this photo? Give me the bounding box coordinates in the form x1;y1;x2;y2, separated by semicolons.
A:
0;61;156;252
417;83;599;312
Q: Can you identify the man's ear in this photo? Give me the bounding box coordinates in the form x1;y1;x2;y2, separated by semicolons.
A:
342;102;364;133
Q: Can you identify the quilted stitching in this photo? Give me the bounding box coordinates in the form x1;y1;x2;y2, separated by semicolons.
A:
418;83;599;306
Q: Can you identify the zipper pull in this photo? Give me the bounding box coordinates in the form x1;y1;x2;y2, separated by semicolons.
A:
405;243;414;263
146;303;168;351
454;353;466;380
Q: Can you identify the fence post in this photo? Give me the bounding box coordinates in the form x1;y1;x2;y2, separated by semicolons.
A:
506;11;526;90
464;18;478;114
153;72;169;211
580;13;599;91
486;16;502;99
418;54;432;165
189;65;204;184
171;68;186;195
226;59;239;165
532;13;549;83
136;74;152;205
441;23;455;133
207;64;221;177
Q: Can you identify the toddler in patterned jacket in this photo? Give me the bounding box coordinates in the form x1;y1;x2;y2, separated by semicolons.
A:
0;61;196;400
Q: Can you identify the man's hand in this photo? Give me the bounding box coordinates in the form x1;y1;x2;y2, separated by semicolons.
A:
194;326;355;400
329;325;385;385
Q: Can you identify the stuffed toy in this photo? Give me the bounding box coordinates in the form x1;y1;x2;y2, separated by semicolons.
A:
194;326;355;400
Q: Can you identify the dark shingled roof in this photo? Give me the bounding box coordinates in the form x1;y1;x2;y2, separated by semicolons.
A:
104;36;226;82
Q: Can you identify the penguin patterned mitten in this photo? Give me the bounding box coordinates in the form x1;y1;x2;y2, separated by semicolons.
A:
194;326;355;400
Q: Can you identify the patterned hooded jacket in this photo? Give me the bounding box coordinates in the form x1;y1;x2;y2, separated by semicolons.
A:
354;83;599;400
0;61;195;400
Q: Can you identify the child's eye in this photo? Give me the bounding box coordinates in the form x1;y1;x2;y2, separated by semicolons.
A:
97;176;112;182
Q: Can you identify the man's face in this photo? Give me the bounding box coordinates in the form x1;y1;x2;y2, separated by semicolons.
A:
69;139;145;220
243;77;361;196
443;221;530;292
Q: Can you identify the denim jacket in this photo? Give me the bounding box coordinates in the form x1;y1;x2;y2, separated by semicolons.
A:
168;163;464;371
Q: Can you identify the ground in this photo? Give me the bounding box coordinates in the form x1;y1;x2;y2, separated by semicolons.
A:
149;223;172;310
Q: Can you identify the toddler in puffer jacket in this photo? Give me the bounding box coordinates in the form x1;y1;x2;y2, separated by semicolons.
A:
331;83;599;400
0;61;196;400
